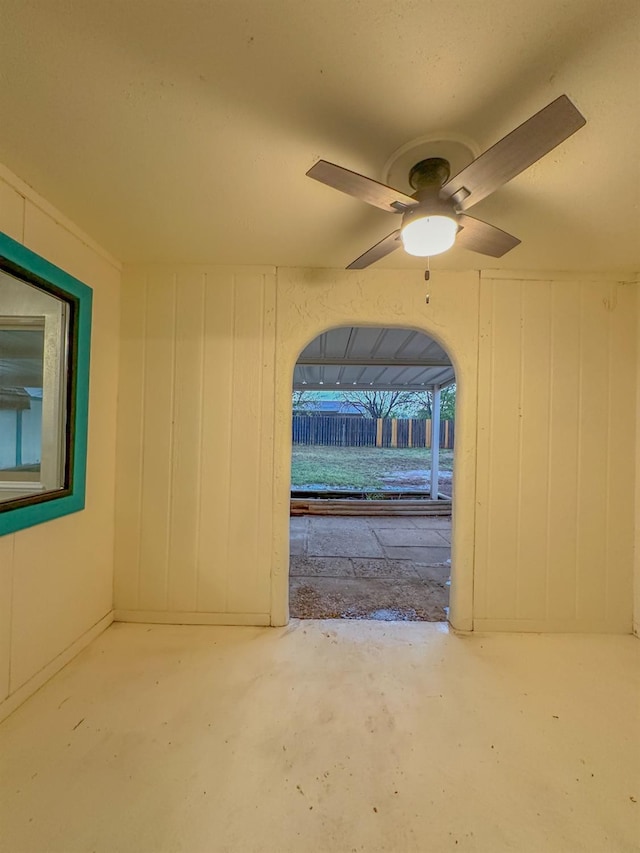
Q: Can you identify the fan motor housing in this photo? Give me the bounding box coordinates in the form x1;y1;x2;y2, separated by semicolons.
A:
408;157;451;191
402;185;459;232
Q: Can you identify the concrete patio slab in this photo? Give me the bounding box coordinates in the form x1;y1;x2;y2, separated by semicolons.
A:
382;545;451;564
307;529;384;558
401;516;452;528
364;516;423;529
375;528;450;547
289;531;307;556
305;516;379;531
414;563;451;583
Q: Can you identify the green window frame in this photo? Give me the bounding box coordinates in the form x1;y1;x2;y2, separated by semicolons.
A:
0;231;92;536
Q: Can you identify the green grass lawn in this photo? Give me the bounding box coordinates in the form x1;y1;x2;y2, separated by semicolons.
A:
291;445;453;490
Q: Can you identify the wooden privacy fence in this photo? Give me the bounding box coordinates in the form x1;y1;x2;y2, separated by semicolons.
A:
292;416;455;449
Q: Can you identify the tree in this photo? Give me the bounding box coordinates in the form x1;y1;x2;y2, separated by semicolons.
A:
439;385;456;420
413;385;456;420
415;392;432;419
292;389;314;413
335;389;425;419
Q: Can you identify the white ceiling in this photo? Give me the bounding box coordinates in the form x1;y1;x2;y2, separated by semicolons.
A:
294;327;455;390
0;0;638;271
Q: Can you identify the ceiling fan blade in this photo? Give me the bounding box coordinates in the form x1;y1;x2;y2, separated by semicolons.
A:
440;95;586;210
346;229;402;269
307;160;418;213
456;214;521;257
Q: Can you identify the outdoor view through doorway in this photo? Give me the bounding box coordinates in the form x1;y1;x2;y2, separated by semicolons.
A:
289;326;455;621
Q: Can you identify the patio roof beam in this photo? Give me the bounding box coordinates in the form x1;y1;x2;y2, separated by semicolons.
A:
293;382;441;391
296;357;452;367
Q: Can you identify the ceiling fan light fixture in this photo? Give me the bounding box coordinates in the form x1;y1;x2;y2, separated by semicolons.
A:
400;214;458;257
307;95;585;268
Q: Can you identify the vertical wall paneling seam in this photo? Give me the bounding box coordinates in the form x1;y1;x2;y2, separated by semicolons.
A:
164;274;178;611
194;273;206;609
486;279;496;615
637;277;640;635
135;275;149;610
257;275;266;605
544;284;555;622
574;287;584;620
109;273;122;613
473;273;486;621
223;278;237;613
515;282;525;617
267;272;278;622
269;270;283;625
604;281;614;621
473;272;492;618
469;270;482;628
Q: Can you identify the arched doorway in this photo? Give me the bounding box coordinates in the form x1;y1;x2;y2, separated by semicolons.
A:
270;269;477;631
288;326;456;622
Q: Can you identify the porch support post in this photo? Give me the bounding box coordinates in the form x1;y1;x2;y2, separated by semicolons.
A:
431;385;441;499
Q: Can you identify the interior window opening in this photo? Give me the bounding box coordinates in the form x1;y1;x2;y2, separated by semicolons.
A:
0;231;92;537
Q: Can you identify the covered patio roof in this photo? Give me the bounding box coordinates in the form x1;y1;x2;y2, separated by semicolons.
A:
293;327;455;391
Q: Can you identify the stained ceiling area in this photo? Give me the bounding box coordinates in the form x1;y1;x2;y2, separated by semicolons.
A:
0;0;638;271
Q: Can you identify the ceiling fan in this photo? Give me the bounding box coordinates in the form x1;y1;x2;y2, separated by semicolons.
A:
306;94;586;269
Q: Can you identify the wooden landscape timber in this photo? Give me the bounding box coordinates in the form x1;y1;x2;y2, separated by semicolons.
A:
290;497;452;517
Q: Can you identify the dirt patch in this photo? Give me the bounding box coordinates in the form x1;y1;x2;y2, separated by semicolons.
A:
289;577;447;621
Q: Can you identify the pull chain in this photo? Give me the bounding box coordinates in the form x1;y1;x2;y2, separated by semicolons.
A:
424;256;430;303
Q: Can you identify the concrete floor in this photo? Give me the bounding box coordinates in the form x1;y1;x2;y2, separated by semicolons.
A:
1;622;638;852
290;516;451;620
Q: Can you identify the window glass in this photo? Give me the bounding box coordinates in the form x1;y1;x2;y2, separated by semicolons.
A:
0;270;70;506
0;324;45;483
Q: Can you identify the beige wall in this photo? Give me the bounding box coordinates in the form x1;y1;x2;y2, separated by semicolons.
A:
0;165;121;719
114;267;277;625
475;273;636;631
115;265;638;633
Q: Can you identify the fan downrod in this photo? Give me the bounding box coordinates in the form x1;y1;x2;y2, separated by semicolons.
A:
408;157;451;191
